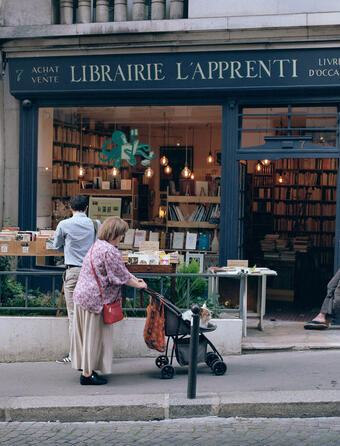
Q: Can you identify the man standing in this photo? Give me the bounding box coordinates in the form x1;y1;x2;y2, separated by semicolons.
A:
54;195;100;363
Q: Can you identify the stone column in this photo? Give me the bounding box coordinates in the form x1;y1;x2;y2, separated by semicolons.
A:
60;0;73;24
96;0;110;22
169;0;184;19
151;0;165;20
114;0;127;21
132;0;145;21
77;0;91;23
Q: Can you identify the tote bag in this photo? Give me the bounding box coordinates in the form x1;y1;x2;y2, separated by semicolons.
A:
143;297;166;352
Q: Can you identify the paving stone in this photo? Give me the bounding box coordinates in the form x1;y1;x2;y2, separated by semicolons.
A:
1;417;340;445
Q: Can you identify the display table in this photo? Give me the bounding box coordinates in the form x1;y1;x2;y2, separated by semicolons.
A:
0;240;178;311
209;267;277;337
125;264;176;303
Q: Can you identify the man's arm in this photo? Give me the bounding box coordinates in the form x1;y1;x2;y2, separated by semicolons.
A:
53;223;65;251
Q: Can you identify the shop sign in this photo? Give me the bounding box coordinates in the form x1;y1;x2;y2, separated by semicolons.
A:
98;129;155;167
8;48;340;95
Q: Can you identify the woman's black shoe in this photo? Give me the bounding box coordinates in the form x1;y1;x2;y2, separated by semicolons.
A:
78;369;99;377
80;373;107;385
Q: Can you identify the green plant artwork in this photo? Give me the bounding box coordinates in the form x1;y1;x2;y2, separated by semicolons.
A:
98;128;155;168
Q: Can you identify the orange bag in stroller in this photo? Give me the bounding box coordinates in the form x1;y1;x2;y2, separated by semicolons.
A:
144;295;166;352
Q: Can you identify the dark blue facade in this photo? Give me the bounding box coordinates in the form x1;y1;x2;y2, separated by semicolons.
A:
8;48;340;271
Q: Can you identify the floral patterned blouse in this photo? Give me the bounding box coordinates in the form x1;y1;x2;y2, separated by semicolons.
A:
73;239;132;313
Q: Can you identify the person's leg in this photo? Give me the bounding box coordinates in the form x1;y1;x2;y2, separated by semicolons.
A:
63;267;81;357
71;306;107;385
331;279;340;323
308;268;340;324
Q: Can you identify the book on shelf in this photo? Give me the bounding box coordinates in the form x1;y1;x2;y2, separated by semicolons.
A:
198;233;210;250
172;232;185;250
195;181;208;196
185;232;197;250
176;206;185;221
165;232;172;249
134;230;146;248
169;180;176;195
149;231;160;242
160;231;166;249
123;229;135;247
121;179;132;190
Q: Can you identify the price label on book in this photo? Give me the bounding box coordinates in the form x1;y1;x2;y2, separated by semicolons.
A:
1;244;8;253
22;246;29;253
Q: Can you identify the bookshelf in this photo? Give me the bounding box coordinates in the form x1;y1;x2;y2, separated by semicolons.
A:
52;119;139;229
80;178;139;228
250;158;338;305
165;188;220;253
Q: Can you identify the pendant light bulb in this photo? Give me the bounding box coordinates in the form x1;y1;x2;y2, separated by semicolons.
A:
207;123;214;164
164;165;172;175
278;176;284;184
262;159;270;166
181;166;191;178
160;155;168;166
190;172;195;180
144;167;154;178
256;162;262;172
79;167;84;177
112;167;119;177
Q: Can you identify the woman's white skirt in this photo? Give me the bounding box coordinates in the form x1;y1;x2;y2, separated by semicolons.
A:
70;303;115;375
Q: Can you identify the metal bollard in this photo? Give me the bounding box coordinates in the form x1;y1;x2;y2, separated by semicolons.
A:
187;303;200;399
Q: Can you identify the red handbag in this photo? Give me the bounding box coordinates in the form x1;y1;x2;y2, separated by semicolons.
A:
90;245;124;325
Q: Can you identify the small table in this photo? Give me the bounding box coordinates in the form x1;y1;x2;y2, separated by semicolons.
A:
210;267;277;337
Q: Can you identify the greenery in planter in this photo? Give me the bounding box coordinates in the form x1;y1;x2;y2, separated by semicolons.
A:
174;260;208;308
0;256;60;315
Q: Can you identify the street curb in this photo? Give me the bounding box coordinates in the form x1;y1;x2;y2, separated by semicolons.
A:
1;390;340;422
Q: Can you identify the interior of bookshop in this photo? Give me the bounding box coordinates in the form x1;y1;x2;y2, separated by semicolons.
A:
35;105;222;274
1;104;335;318
240;106;338;317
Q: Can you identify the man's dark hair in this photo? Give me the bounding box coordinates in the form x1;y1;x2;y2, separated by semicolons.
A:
69;195;88;212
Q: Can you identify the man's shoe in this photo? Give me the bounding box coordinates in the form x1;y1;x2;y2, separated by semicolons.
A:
56;355;71;364
304;321;329;330
80;373;107;385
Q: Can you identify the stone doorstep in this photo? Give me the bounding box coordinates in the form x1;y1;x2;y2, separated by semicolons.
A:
2;390;340;422
242;343;340;352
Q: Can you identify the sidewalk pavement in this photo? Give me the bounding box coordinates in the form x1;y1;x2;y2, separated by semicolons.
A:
1;344;340;422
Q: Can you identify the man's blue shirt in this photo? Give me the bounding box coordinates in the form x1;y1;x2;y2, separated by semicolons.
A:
53;213;100;266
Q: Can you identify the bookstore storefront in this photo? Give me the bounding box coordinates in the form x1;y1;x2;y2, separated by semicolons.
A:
8;47;340;311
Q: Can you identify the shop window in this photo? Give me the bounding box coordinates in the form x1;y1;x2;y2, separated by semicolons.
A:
240;105;338;149
36;105;222;267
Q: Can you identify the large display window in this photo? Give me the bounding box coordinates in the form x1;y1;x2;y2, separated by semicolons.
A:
36;105;222;265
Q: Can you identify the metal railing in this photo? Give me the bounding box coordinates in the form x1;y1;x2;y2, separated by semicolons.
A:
0;269;242;316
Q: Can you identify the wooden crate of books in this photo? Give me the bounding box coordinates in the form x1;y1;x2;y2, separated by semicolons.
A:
0;240;37;256
35;238;61;256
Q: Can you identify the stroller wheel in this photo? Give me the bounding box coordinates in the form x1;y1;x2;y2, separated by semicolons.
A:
212;360;227;376
161;365;175;379
206;352;219;368
155;355;169;369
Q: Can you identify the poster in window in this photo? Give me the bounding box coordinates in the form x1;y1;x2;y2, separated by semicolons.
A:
88;197;122;223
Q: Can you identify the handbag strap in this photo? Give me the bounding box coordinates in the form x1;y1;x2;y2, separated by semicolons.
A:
90;244;104;301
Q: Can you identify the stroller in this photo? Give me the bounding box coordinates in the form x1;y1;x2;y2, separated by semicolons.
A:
144;288;227;379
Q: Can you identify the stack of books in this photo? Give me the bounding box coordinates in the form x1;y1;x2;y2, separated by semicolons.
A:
292;236;311;253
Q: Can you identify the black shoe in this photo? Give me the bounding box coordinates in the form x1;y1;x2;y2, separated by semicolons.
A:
78;369;99;377
80;373;107;385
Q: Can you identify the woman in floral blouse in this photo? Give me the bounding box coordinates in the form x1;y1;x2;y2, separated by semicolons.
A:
71;216;147;385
